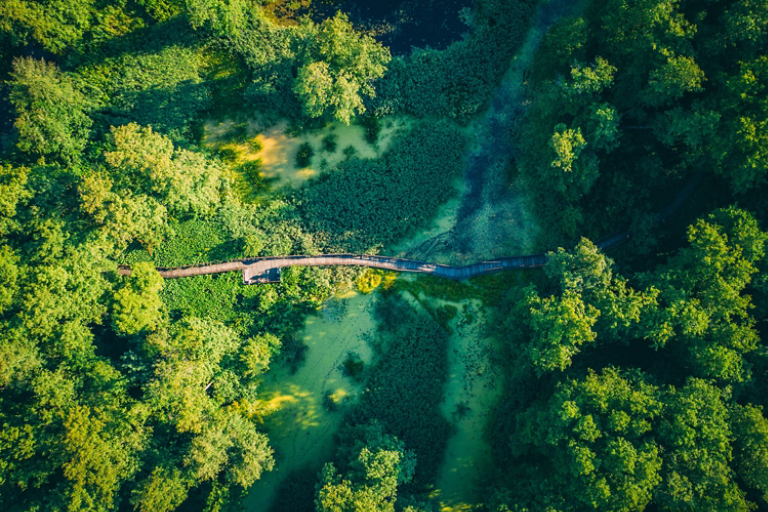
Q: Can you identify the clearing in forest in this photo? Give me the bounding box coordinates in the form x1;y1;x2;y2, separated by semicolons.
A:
204;118;410;188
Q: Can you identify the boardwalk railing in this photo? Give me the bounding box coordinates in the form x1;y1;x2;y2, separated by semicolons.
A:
116;173;703;285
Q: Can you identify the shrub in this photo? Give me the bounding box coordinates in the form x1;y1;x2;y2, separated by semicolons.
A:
340;352;365;383
321;133;338;153
295;142;314;168
359;114;381;144
356;269;383;294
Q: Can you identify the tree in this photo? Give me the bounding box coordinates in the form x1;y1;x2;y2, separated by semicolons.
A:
186;413;274;488
0;0;95;53
0;246;20;315
146;318;244;432
104;124;221;216
530;16;588;83
643;207;767;382
723;0;768;53
546;239;659;343
512;368;663;512
657;379;751;511
567;57;617;96
711;57;768;191
61;405;141;512
130;466;191;512
0;165;30;237
550;124;587;173
9;58;92;164
524;288;600;374
510;239;660;374
294;12;391;124
185;0;247;37
316;422;416;512
113;262;164;335
239;333;281;379
17;248;111;362
644;54;705;107
730;404;768;505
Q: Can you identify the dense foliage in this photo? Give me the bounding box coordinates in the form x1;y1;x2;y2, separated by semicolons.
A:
516;0;768;246
300;121;467;252
491;207;768;511
2;0;767;511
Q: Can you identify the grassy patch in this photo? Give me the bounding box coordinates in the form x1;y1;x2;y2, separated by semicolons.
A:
161;273;243;324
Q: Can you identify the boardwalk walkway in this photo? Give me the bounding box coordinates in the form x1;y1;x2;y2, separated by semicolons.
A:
117;174;703;285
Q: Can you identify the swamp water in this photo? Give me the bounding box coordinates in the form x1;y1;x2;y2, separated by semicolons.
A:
245;285;503;512
204;118;410;188
242;291;377;512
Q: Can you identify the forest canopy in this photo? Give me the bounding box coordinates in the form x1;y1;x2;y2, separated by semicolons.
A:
1;0;767;511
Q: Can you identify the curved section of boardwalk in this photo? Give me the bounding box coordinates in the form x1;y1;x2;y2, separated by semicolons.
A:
117;173;703;284
117;253;548;284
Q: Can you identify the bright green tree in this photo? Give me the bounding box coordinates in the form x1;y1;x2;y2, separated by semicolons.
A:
643;207;767;382
130;466;191;512
61;405;141;512
9;58;92;164
523;288;600;374
657;379;751;511
0;0;95;53
294;12;391;124
104;124;221;216
512;368;663;512
113;262;164;335
316;422;416;512
0;165;30;237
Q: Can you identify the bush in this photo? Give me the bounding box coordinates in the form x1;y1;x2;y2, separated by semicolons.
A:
340;352;365;383
276;334;309;374
359;114;381;144
323;391;340;412
321;133;338;153
295;142;314;168
355;269;383;294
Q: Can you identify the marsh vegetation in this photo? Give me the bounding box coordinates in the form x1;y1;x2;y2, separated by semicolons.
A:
1;0;768;511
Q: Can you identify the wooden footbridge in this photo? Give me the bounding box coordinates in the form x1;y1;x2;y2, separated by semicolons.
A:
117;174;702;285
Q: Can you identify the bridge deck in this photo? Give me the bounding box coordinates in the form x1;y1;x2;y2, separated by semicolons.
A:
116;173;702;285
